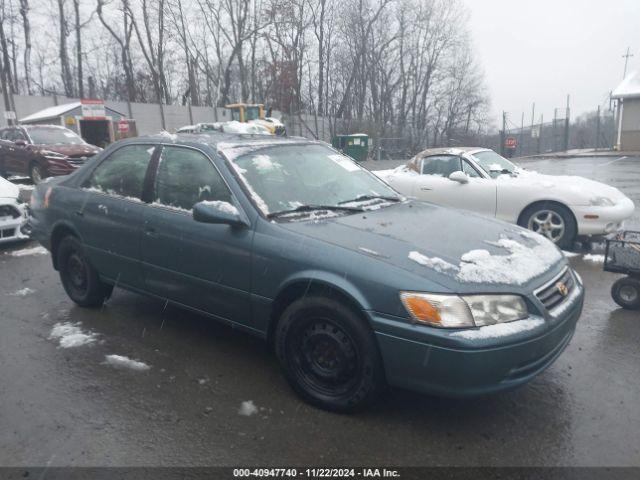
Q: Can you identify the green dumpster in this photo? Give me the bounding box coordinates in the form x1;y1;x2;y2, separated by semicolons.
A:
331;134;369;162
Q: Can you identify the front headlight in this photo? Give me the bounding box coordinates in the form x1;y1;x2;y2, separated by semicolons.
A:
41;150;67;159
400;292;528;328
589;196;615;206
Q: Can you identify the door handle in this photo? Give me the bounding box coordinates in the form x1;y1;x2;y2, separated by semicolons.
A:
75;210;84;217
420;186;433;191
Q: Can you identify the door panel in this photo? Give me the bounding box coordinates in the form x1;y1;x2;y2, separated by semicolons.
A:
140;146;252;325
75;144;157;287
414;155;497;216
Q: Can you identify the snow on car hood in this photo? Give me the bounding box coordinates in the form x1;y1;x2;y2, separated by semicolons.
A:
0;177;19;199
500;169;628;204
278;201;566;292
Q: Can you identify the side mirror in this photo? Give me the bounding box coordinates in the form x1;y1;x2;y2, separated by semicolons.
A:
14;139;27;147
192;200;248;227
449;171;469;184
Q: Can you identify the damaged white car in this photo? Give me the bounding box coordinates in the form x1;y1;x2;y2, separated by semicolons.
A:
375;148;635;248
0;177;29;244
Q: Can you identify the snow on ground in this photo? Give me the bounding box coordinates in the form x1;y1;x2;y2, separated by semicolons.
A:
408;251;458;274
238;400;259;416
8;287;35;296
451;318;545;340
104;354;151;371
562;250;581;258
49;322;97;348
583;254;605;263
9;246;48;257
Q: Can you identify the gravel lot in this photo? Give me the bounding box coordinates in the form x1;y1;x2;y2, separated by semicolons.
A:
1;154;639;467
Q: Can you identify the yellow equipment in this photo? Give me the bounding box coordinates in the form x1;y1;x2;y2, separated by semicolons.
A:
225;103;286;135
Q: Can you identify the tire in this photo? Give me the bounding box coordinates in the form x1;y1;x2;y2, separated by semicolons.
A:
57;235;112;308
30;163;45;184
275;295;385;413
519;202;577;249
611;277;640;310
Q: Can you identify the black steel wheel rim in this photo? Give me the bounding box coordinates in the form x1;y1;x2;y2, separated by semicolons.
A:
66;252;88;296
288;317;361;397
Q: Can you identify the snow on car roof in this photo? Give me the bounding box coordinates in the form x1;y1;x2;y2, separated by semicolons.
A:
612;72;640;99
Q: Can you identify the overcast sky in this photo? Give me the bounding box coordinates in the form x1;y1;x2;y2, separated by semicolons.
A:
461;0;640;129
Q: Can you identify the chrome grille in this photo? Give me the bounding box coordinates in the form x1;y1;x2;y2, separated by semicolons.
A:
535;267;576;311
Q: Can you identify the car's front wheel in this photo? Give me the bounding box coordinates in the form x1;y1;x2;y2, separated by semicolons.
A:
57;236;113;308
519;202;577;249
30;163;45;184
275;295;384;412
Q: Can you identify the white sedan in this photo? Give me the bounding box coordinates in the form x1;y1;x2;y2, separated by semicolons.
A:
375;148;635;248
0;176;29;244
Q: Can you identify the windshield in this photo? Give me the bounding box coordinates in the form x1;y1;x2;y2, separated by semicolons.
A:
472;150;517;178
28;127;85;145
226;144;400;218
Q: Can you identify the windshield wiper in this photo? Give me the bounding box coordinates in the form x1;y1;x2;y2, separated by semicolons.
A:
267;204;364;219
338;194;402;205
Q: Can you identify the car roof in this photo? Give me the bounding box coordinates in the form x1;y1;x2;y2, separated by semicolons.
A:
129;131;316;153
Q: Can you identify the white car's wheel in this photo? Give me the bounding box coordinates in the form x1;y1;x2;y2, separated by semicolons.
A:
519;203;577;248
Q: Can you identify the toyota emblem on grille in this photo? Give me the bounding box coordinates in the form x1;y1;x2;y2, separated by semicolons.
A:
556;281;569;297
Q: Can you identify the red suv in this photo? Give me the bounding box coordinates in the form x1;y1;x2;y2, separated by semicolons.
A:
0;125;102;183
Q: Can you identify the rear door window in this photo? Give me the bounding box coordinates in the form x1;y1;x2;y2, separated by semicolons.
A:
153;146;232;211
86;144;155;200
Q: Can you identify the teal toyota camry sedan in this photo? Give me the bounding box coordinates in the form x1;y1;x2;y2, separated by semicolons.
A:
28;133;584;412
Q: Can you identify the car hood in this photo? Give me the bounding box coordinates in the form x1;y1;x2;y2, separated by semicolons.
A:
37;144;101;156
277;201;566;293
501;169;628;204
0;176;19;199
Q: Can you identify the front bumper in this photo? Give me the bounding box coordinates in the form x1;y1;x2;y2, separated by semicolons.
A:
0;199;30;244
573;197;635;236
370;286;584;397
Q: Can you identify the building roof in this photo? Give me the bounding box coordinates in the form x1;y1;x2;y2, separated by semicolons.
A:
19;102;81;123
612;72;640;100
19;101;126;123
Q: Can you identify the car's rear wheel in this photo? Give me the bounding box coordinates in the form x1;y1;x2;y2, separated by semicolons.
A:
611;277;640;310
30;163;45;184
275;295;384;412
519;202;577;249
57;236;112;308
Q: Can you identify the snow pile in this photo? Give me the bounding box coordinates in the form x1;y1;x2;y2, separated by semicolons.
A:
200;200;239;216
407;233;563;285
457;237;562;285
104;354;150;371
251;155;280;172
408;251;458;274
9;287;35;296
49;322;97;348
583;254;605;263
10;246;48;257
562;250;581;258
451;318;545;340
238;400;259;416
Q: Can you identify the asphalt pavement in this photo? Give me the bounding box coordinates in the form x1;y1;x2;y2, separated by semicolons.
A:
1;155;639;467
